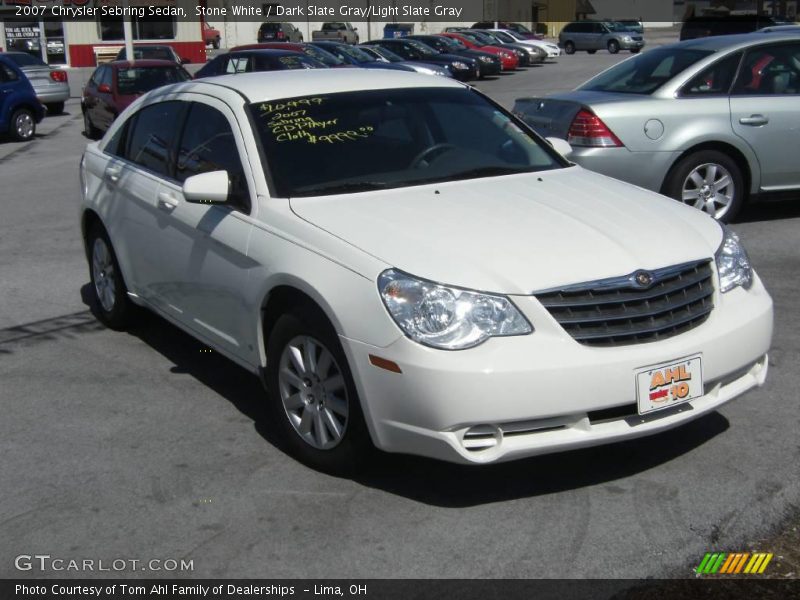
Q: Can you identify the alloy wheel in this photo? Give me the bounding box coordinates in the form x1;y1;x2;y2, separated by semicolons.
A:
92;237;116;312
15;112;34;139
681;163;735;220
278;335;349;450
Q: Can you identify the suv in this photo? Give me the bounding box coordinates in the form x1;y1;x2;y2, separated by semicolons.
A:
258;22;303;43
558;21;645;54
680;15;777;40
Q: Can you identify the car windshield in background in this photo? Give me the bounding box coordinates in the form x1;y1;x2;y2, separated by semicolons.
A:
116;67;190;95
580;48;714;94
250;87;565;197
301;45;345;66
367;46;403;62
275;55;324;69
406;40;439;57
6;53;47;67
133;48;174;61
334;45;374;63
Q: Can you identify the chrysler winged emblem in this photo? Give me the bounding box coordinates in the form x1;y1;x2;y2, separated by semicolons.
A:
634;271;654;288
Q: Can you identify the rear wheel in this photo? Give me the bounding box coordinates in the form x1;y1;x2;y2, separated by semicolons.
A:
10;108;35;142
564;41;575;55
664;150;745;223
87;224;135;330
46;102;64;115
607;40;620;54
266;309;372;474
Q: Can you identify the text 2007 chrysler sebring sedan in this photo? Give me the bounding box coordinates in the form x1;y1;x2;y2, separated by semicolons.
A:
79;71;772;471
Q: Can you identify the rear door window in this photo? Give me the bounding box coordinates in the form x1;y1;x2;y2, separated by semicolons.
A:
124;101;186;178
732;43;800;95
680;52;743;96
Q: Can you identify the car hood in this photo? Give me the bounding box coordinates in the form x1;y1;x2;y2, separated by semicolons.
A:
289;167;722;295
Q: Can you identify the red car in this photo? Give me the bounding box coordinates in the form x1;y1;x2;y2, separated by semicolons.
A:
231;42;353;68
81;60;191;139
440;32;519;70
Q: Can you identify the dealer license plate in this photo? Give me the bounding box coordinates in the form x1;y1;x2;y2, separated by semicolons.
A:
636;355;704;415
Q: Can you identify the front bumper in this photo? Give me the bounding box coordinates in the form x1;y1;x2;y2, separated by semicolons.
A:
342;274;772;464
620;39;646;50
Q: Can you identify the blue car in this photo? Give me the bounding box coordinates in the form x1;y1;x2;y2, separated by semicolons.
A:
0;55;44;142
310;41;416;72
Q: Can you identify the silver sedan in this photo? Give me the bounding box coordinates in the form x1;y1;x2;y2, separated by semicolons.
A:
514;33;800;221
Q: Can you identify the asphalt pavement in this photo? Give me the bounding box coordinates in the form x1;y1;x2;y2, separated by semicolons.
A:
1;47;799;580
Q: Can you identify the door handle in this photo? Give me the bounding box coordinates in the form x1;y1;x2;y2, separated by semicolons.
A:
105;166;121;183
739;114;769;126
157;191;178;211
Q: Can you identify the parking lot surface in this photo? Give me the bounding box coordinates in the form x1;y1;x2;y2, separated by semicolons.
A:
1;46;799;579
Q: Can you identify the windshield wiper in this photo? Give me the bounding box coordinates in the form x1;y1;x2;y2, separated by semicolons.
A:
445;166;534;180
293;181;390;196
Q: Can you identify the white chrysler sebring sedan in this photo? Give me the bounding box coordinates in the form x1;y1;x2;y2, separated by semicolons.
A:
79;70;773;471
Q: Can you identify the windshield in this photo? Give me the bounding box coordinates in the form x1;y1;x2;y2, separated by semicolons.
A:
366;46;402;62
271;54;325;70
301;45;345;66
438;36;466;50
6;53;47;67
580;48;714;94
405;40;439;57
605;22;630;32
250;88;565;197
116;66;190;95
334;44;375;63
510;23;532;34
493;31;516;43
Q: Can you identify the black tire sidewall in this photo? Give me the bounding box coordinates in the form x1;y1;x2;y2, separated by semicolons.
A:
665;150;745;223
87;224;133;330
564;41;575;54
266;311;371;474
608;40;619;53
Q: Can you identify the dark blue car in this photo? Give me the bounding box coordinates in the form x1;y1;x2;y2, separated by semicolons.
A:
310;41;416;72
0;55;44;142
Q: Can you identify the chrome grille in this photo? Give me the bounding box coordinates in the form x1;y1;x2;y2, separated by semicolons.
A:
535;260;714;347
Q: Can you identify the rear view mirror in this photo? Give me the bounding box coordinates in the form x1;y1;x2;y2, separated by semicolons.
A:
183;170;229;204
546;136;573;157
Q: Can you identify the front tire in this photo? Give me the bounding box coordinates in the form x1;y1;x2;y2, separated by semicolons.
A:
564;41;575;55
87;224;135;330
664;150;745;223
83;110;101;140
10;108;35;141
266;310;372;474
607;40;620;54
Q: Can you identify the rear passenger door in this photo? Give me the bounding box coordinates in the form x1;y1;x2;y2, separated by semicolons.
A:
729;41;800;191
153;98;256;361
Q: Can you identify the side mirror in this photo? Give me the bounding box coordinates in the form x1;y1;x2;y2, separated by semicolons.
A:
98;83;111;94
183;170;229;204
546;136;572;157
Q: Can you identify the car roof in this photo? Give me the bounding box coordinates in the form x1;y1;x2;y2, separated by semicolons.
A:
110;60;183;68
660;32;800;51
152;69;463;104
228;49;304;56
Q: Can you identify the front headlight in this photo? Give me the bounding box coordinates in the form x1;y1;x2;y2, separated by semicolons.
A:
452;61;469;70
479;55;493;63
378;269;533;350
622;36;632;42
715;225;753;293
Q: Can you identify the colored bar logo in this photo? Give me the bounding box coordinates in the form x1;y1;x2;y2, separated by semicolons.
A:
696;552;773;574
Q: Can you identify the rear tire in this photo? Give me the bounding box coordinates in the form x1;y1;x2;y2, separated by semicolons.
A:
608;40;620;54
10;108;35;142
564;41;575;55
266;309;372;475
664;150;745;223
46;102;64;115
87;223;135;330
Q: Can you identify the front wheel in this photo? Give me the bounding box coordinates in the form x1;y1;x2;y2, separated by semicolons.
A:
266;310;372;474
607;40;620;54
664;150;745;223
87;224;135;330
83;110;101;140
10;108;35;141
564;41;575;55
